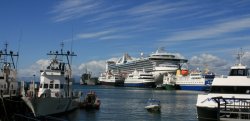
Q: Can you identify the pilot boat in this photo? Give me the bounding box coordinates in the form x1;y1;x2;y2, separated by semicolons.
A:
196;50;250;120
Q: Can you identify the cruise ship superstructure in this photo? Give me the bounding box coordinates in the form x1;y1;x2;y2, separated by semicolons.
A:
101;48;188;86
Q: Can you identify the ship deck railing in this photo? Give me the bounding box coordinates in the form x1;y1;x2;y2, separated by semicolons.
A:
212;97;250;120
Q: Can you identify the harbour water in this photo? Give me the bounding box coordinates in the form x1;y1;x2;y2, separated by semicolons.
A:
57;85;200;121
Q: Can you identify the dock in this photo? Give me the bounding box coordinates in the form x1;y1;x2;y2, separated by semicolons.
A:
212;97;250;120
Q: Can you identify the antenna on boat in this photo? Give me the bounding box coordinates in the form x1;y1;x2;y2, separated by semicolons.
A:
60;41;64;54
236;48;244;65
4;42;8;63
70;25;74;68
16;29;22;70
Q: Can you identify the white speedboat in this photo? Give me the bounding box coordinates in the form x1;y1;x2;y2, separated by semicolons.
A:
21;44;80;117
196;50;250;121
145;98;161;112
124;70;155;87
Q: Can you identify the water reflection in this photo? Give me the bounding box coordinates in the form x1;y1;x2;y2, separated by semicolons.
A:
59;85;199;121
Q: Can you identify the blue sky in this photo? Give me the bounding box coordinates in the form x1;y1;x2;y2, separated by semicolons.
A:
1;0;250;78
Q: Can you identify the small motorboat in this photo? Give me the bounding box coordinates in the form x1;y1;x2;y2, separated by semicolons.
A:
79;91;101;109
145;98;161;112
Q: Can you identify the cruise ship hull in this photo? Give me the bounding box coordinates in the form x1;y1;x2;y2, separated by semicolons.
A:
100;81;124;86
99;78;124;86
22;97;79;117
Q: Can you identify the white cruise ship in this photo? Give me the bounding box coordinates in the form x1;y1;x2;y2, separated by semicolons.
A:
124;70;155;87
104;48;188;86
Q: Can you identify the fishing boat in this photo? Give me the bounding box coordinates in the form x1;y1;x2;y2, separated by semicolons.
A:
0;43;21;120
124;69;155;87
21;43;80;117
145;98;161;112
196;49;250;121
0;43;19;98
79;91;100;109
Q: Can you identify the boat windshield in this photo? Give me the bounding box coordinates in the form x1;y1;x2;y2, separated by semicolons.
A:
210;86;250;94
229;69;249;76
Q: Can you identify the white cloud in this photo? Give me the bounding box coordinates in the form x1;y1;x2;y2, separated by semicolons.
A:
189;54;229;75
36;59;50;67
173;53;186;59
241;51;250;67
51;0;104;22
18;58;107;78
162;16;250;42
18;59;50;78
78;60;106;77
76;30;113;39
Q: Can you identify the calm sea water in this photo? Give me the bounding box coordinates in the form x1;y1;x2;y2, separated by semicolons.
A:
57;85;201;121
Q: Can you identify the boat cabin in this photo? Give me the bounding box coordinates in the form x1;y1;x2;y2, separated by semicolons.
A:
0;63;18;96
38;59;69;98
229;68;250;76
209;65;250;94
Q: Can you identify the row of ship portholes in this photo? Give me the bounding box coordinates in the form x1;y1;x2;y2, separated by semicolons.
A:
178;82;203;84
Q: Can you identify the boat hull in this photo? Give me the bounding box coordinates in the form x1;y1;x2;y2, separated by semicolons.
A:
100;81;124;86
164;84;176;90
124;82;155;88
177;85;210;91
196;106;218;121
145;105;161;112
22;97;79;117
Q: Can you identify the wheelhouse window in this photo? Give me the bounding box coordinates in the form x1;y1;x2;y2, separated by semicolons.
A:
229;69;247;76
210;86;250;94
49;84;54;89
55;84;59;89
44;84;48;88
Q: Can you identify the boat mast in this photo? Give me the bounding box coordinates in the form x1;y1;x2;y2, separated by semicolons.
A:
237;48;244;65
47;42;76;97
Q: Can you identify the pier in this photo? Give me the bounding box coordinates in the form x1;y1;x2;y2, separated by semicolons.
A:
212;97;250;120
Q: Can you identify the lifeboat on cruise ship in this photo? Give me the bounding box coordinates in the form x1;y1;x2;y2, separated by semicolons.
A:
181;70;188;76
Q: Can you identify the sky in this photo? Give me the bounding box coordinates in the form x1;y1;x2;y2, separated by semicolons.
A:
0;0;250;80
